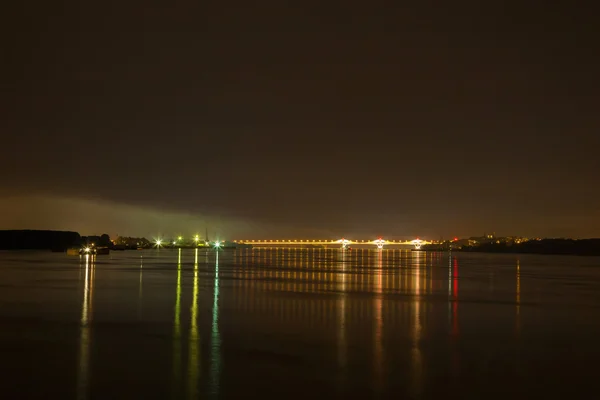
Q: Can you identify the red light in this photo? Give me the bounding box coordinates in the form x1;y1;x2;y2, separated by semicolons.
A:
453;237;458;241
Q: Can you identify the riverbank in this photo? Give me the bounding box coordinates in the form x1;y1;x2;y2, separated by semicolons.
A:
454;238;600;256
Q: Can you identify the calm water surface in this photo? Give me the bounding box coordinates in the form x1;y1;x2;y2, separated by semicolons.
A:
1;249;599;399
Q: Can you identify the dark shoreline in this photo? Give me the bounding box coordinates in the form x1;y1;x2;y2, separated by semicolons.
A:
423;238;600;257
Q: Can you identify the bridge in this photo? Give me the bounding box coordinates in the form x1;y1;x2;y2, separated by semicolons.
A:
233;238;433;250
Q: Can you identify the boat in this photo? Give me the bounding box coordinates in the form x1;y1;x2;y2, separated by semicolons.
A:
78;247;94;255
77;246;110;255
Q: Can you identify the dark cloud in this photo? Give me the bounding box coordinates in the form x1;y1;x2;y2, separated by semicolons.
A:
1;1;598;238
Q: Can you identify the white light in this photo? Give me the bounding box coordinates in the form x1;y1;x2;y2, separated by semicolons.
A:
84;247;90;253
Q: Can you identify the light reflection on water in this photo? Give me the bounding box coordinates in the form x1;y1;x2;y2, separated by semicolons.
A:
172;249;182;398
1;248;600;398
210;251;221;396
336;249;347;390
411;251;423;399
373;250;383;393
516;258;521;335
187;249;200;399
77;254;94;400
138;254;143;319
229;248;440;395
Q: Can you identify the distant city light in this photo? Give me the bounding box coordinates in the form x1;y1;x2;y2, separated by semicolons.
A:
83;247;90;253
214;241;222;249
172;241;177;245
194;235;199;242
155;239;163;248
178;236;183;241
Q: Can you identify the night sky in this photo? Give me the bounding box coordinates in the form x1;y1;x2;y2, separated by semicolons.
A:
2;1;598;239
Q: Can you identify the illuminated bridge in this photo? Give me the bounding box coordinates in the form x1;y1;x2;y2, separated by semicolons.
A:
233;238;433;250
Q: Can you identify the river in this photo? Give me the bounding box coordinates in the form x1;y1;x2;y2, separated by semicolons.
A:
0;249;598;399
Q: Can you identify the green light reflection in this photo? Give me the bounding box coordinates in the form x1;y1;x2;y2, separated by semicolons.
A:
188;248;200;399
172;249;182;397
210;251;221;395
